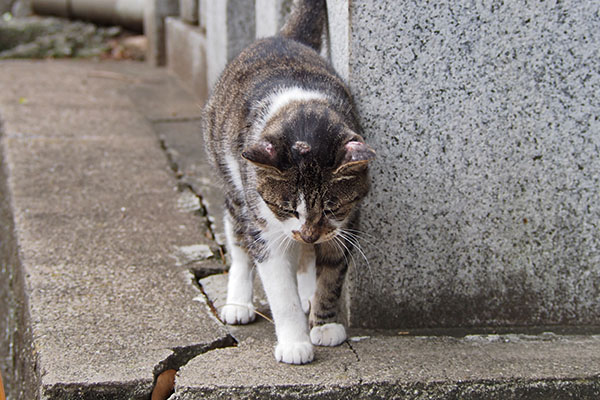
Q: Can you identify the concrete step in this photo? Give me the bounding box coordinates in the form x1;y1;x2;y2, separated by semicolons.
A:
0;59;228;399
164;17;209;105
0;60;599;399
190;275;600;399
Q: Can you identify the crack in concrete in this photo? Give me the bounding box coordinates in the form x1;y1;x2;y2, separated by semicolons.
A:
153;335;237;379
151;130;238;398
157;131;229;302
151;335;237;400
192;273;224;324
158;136;227;260
345;340;360;363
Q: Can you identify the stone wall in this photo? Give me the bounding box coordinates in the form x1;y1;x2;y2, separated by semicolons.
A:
344;0;600;329
157;0;600;329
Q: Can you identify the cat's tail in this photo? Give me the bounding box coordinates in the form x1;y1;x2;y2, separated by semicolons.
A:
279;0;327;51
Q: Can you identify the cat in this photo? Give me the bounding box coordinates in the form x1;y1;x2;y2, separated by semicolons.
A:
203;0;375;364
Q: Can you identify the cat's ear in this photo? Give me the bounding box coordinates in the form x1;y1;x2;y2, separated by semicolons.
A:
334;138;376;175
242;141;283;173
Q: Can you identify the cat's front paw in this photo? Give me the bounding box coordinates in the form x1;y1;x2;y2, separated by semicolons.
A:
275;341;314;364
310;323;347;346
220;303;256;325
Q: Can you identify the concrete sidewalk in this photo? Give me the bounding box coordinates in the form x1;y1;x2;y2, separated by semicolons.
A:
0;60;599;399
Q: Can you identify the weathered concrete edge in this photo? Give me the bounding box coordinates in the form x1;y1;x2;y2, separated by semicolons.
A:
40;381;151;400
0;125;232;400
173;376;600;399
175;272;600;399
0;64;232;399
152;334;238;379
0;119;40;400
38;335;239;400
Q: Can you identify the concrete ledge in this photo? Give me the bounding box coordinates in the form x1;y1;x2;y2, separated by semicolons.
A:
176;274;600;399
0;60;229;399
165;17;209;104
144;0;179;65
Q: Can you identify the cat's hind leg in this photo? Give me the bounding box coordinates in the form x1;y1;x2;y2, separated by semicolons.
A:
221;212;256;325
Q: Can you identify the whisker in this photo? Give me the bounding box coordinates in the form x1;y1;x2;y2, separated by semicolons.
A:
343;228;376;239
282;235;294;254
334;235;355;270
340;229;377;247
332;236;351;268
337;231;373;282
339;229;378;263
257;231;284;260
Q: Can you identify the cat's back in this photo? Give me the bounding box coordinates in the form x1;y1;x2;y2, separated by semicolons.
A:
216;36;332;93
205;36;352;143
203;0;359;187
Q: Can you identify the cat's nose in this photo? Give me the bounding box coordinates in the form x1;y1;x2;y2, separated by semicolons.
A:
292;229;320;243
300;230;320;244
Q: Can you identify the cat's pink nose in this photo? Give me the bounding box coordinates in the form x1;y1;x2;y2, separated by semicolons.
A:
292;229;320;243
300;231;319;244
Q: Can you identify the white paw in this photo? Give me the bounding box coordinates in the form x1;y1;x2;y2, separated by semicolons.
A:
274;341;314;364
220;303;256;325
310;323;347;346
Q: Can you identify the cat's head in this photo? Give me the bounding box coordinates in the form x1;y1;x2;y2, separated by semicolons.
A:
242;103;375;244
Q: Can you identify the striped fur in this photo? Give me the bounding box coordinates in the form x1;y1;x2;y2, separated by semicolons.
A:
203;0;374;365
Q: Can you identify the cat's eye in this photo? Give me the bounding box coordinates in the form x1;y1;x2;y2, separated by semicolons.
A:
324;205;345;219
283;209;300;218
325;206;341;214
276;205;299;218
324;200;344;215
263;198;299;218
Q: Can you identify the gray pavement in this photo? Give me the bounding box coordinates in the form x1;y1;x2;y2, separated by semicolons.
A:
0;60;230;399
0;60;599;399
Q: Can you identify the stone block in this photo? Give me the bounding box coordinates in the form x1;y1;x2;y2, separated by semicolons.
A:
165;17;209;104
144;0;179;65
179;0;198;24
337;1;600;328
198;0;207;31
205;0;255;89
326;0;349;81
254;0;292;38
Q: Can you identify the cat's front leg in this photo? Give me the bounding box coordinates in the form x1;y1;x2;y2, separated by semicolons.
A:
221;214;256;325
257;252;314;364
297;245;316;314
309;244;348;347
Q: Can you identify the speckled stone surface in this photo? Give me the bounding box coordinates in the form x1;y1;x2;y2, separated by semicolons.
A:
343;1;600;328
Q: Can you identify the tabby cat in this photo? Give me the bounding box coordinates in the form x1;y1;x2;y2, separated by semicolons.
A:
203;0;375;364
